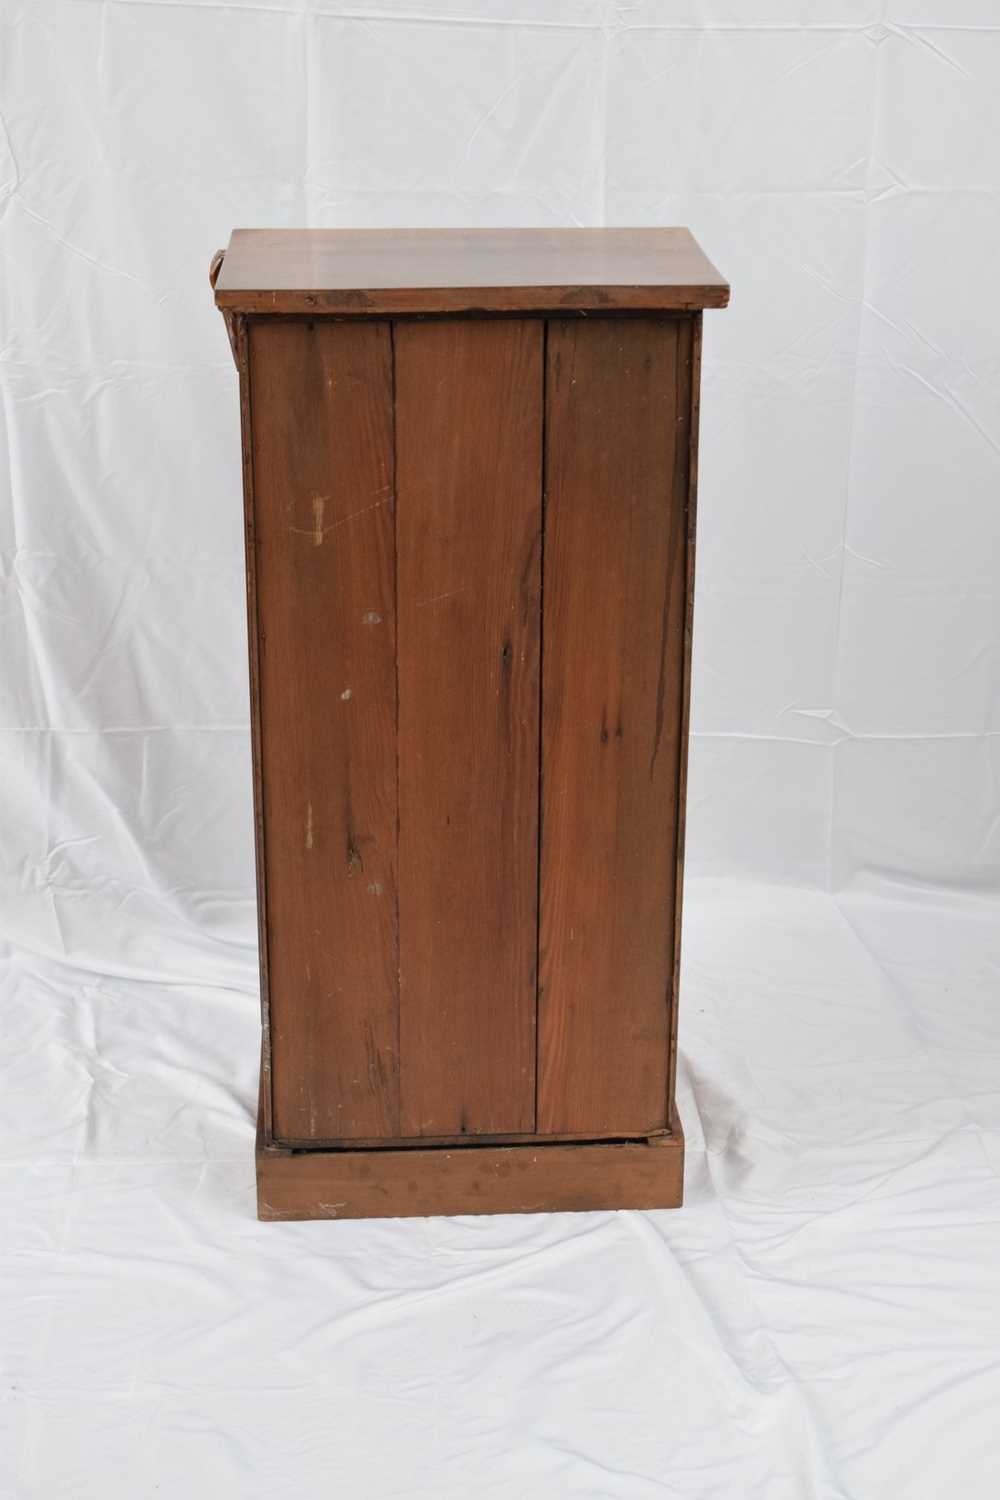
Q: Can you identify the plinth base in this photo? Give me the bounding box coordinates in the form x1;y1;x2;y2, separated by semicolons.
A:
256;1105;684;1222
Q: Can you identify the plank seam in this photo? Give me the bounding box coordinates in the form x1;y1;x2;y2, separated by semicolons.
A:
389;318;402;1138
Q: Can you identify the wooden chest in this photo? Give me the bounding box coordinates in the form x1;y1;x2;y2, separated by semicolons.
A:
211;228;728;1220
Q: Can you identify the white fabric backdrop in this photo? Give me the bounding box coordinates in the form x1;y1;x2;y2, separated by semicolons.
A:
2;3;999;1496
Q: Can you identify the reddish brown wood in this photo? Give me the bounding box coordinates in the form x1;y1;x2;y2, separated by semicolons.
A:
214;228;729;316
669;312;703;1124
394;319;542;1137
537;318;692;1136
257;1121;684;1221
214;228;726;1220
235;312;273;1142
250;319;399;1141
208;248;239;366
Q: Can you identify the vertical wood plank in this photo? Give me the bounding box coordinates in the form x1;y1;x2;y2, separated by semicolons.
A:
250;319;398;1141
538;317;692;1136
233;311;275;1145
395;319;542;1137
668;312;702;1126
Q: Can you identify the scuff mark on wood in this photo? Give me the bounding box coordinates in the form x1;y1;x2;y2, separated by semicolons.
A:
329;496;390;529
289;493;390;546
415;585;469;610
305;802;314;850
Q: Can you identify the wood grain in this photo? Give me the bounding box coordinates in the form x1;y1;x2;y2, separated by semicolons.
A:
538;317;692;1136
234;313;274;1144
250;319;399;1141
257;1125;684;1222
219;223;724;1216
214;227;729;315
669;312;702;1125
394;319;543;1138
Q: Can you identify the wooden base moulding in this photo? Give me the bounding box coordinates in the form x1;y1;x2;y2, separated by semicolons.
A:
256;1099;685;1221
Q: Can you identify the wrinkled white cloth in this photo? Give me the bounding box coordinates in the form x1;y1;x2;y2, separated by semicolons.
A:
4;881;1000;1498
2;1;999;1493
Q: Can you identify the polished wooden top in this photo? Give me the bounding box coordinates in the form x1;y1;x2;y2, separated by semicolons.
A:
213;228;729;316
